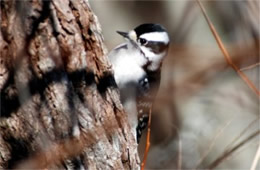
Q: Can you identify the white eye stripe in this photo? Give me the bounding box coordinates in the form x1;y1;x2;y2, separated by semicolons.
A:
140;32;169;44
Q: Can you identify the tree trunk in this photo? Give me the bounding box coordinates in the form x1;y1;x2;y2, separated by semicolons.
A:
0;0;139;169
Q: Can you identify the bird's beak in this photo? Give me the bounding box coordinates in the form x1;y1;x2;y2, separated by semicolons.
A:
117;30;137;43
116;31;129;39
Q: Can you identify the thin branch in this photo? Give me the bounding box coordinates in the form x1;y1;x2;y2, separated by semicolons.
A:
171;124;182;170
167;122;182;170
177;134;182;170
225;142;259;163
195;117;234;168
250;144;260;170
224;117;259;151
207;130;260;169
141;108;152;170
196;0;260;97
240;63;260;71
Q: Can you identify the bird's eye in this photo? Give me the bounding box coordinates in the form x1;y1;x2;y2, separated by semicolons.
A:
139;38;147;45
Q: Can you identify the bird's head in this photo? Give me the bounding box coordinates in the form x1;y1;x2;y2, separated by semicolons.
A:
117;23;170;71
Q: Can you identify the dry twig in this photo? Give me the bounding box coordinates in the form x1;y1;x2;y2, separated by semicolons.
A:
195;117;234;168
196;0;260;97
240;63;260;71
208;130;260;169
250;144;260;170
224;117;259;151
141;108;152;170
225;142;259;163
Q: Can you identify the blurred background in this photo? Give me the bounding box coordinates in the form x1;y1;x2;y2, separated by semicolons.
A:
90;0;259;169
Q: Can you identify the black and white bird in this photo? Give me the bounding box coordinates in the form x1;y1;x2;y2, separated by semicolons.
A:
108;23;170;143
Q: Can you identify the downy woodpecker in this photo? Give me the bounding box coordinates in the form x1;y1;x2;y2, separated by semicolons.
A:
108;23;170;142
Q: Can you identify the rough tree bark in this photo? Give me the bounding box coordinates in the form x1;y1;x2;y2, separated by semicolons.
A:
0;0;139;169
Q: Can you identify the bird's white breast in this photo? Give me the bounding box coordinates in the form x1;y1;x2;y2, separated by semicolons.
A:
109;43;147;89
108;43;147;138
